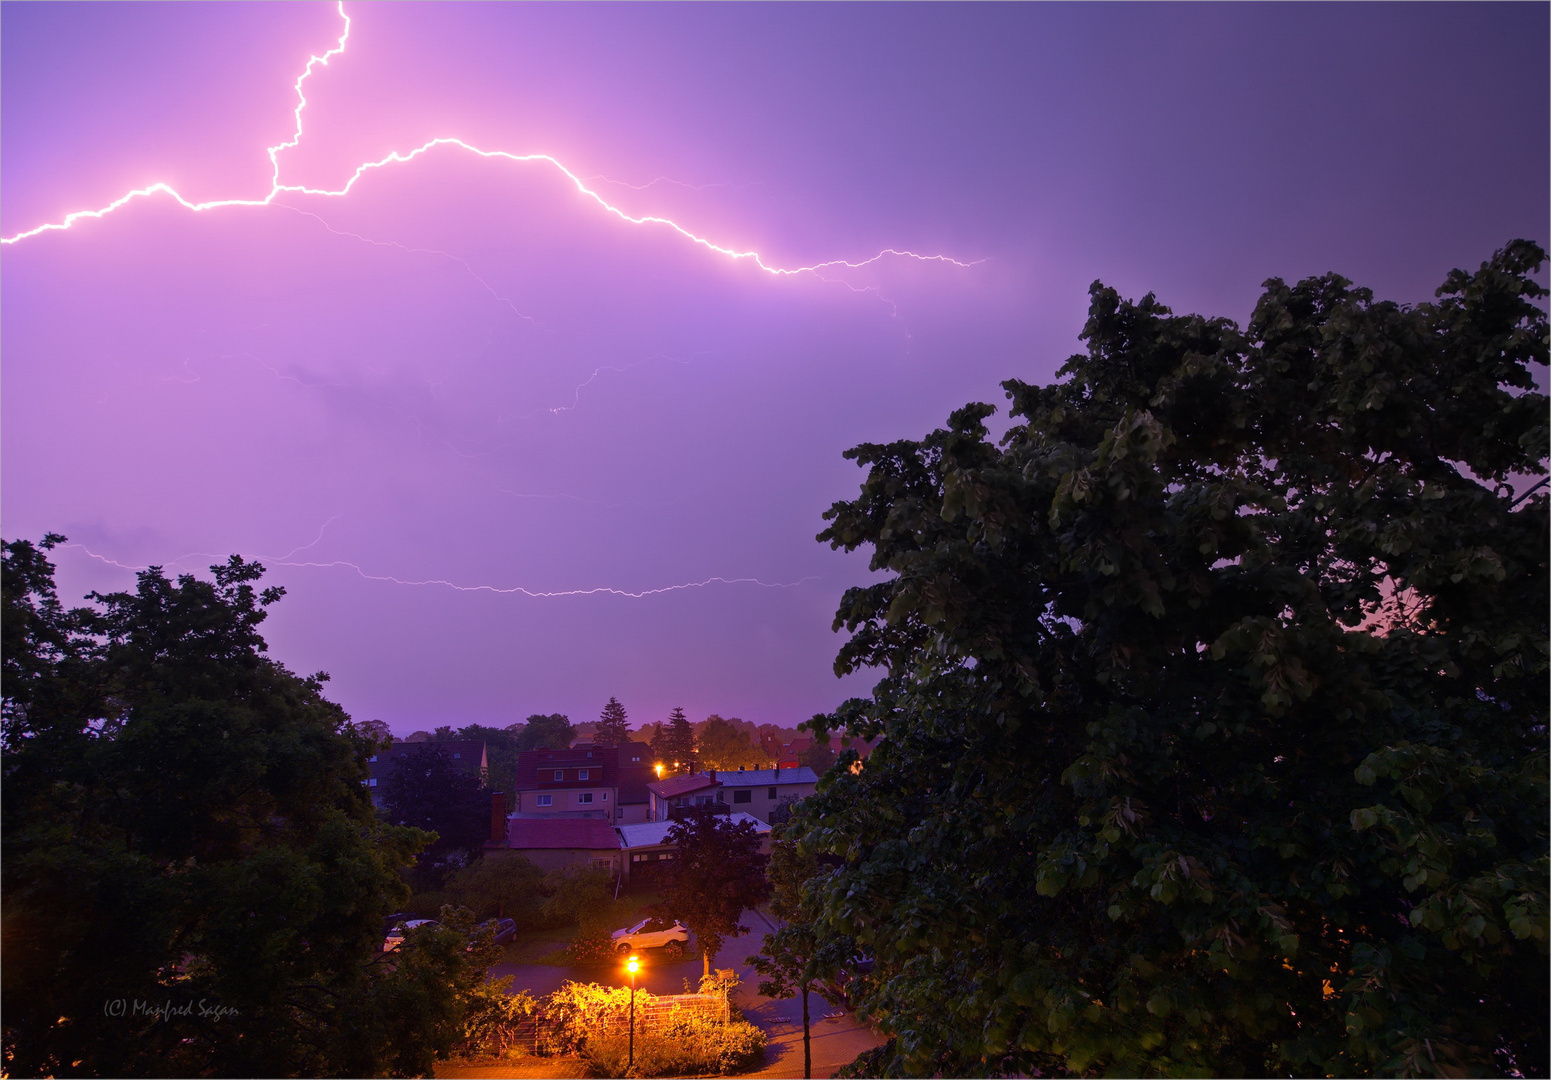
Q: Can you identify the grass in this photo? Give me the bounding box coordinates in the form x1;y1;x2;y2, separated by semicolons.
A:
490;889;673;968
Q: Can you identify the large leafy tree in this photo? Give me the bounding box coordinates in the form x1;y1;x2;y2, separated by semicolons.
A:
697;715;767;771
798;242;1548;1077
381;742;491;887
1;539;479;1077
438;722;521;798
594;696;631;747
659;808;771;978
513;712;574;753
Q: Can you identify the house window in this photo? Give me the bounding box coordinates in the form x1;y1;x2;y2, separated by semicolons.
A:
368;778;377;787
452;752;461;759
536;794;552;807
368;755;378;763
578;769;590;780
601;791;609;801
589;858;611;871
768;787;777;799
577;793;594;804
553;770;564;782
733;789;752;804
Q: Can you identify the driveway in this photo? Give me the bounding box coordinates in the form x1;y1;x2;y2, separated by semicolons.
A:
488;909;885;1078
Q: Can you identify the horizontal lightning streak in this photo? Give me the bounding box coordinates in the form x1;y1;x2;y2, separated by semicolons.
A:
2;3;980;281
61;542;814;600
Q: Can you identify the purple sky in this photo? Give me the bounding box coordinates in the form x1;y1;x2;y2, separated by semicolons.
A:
4;2;1546;737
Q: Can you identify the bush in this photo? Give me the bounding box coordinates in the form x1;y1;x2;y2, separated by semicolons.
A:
579;1012;766;1077
559;929;618;966
538;867;615;931
444;853;546;923
459;978;538;1058
542;980;765;1077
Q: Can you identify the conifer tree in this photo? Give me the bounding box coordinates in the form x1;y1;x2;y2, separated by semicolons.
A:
658;706;698;775
594;696;630;746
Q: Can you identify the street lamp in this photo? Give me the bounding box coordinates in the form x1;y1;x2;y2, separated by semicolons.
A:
625;953;641;1074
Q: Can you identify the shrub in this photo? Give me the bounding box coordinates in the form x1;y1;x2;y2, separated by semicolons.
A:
459;978;538;1058
580;1012;767;1077
560;929;618;966
541;979;765;1077
444;853;546;923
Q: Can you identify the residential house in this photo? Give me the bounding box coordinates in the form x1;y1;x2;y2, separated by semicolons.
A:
511;741;654;823
486;817;622;875
646;771;723;821
646;766;819;822
614;812;772;884
367;739;488;807
717;766;819;819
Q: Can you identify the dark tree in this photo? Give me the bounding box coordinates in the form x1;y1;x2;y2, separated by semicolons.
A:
513;712;574;753
447;722;522;798
381;742;491;886
655;706;698;775
697;714;766;770
1;539;479;1077
659;808;771;977
594;696;630;747
801;243;1549;1077
750;830;861;1079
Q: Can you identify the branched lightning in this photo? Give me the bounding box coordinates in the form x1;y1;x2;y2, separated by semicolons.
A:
3;2;980;281
61;538;814;600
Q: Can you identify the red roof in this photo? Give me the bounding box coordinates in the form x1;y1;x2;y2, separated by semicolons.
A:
647;772;720;799
504;819;619;850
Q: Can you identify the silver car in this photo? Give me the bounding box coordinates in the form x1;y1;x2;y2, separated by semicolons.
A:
382;918;438;952
610;916;688;956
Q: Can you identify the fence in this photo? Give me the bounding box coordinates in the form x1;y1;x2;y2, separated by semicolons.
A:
520;990;730;1056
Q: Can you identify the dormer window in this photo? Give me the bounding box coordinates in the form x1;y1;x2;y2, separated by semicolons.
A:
553;770;565;782
578;769;590;780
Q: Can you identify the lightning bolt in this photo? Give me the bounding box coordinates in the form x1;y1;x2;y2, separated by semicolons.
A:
3;2;980;282
60;539;815;600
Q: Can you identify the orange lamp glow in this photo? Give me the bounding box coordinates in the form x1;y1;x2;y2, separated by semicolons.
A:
626;955;640;975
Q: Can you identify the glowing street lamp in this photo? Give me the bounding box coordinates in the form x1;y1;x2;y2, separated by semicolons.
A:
625;953;641;1073
653;763;664;778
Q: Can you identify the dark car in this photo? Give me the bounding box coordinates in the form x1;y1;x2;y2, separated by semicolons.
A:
474;917;517;948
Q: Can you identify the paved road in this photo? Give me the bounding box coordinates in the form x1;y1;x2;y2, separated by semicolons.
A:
485;909;885;1078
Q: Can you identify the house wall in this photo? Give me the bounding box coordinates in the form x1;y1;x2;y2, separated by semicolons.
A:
718;781;817;818
616;801;651;824
514;786;617;814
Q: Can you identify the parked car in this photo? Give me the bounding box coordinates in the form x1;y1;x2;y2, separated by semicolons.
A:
473;918;517;948
611;916;689;956
382;918;438;952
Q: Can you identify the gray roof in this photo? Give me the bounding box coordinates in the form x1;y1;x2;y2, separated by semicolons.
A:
615;813;770;850
715;767;819;787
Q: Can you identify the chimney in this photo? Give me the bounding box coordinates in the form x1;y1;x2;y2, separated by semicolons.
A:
490;791;507;844
707;769;716;783
774;766;780;778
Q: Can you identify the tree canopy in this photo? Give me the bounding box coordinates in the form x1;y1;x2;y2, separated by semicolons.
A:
697;714;767;771
659;808;771;978
514;712;575;753
653;706;698;775
797;242;1549;1077
594;696;631;746
381;741;492;887
1;538;479;1077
